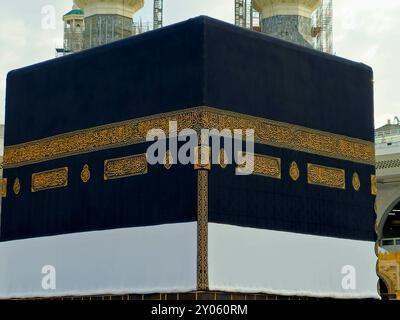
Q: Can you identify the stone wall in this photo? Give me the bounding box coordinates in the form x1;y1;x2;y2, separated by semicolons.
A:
65;29;84;52
261;15;313;48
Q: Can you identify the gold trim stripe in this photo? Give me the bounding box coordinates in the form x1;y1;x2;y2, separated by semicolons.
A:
31;167;68;193
4;107;374;168
307;163;346;190
5;109;199;169
200;109;374;165
104;154;148;180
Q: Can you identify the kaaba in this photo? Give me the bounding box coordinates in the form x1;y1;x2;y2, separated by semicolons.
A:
0;16;378;299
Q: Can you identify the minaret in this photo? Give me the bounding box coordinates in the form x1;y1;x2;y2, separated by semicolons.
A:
253;0;321;48
63;5;85;53
74;0;144;49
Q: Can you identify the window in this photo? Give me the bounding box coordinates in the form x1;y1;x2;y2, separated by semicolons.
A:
382;239;395;246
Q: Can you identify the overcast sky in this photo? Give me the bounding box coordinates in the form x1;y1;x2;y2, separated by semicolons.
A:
0;0;399;127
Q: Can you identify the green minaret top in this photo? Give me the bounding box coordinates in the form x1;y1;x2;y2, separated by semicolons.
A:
64;9;84;17
64;4;84;17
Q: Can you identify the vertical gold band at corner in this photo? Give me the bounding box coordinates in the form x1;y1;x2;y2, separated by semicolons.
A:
163;150;173;170
194;146;211;171
31;167;68;193
307;163;346;190
197;170;209;291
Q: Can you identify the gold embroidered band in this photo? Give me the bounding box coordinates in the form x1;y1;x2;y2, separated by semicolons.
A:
104;154;148;180
4;107;374;169
31;167;68;192
237;153;281;179
307;163;346;190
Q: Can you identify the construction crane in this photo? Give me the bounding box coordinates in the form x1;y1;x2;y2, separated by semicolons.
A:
153;0;163;29
314;0;333;54
234;0;246;27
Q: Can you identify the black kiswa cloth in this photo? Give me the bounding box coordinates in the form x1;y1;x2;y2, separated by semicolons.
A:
1;16;375;242
5;16;373;145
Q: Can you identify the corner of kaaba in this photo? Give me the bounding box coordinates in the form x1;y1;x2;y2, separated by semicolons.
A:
0;14;379;301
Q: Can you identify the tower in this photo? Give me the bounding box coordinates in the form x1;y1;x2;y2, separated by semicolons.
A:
252;0;321;48
74;0;144;49
63;5;85;53
153;0;163;30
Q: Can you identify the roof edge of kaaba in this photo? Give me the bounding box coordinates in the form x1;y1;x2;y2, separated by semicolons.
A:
200;17;374;142
201;16;372;71
3;106;375;169
5;15;374;147
6;16;372;79
5;16;210;76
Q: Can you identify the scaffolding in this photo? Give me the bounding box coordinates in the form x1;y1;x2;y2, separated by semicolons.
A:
314;0;333;54
235;0;260;30
245;0;253;29
153;0;163;30
133;20;153;35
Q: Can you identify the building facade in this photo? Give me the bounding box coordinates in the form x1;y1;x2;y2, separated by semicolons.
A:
59;0;145;55
234;0;333;52
253;0;321;48
376;117;400;299
63;6;85;53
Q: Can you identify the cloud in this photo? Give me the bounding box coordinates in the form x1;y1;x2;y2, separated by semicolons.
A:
0;18;28;123
162;0;233;24
334;0;400;127
360;44;380;63
0;1;71;122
